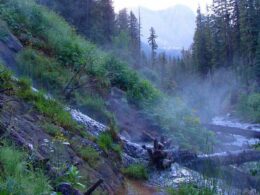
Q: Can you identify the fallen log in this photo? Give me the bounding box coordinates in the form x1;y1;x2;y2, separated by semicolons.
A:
182;149;260;169
142;143;260;168
204;124;260;139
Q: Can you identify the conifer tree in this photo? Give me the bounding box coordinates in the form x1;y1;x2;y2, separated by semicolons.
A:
148;27;158;69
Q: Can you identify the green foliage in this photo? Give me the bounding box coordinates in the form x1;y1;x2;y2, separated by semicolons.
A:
78;146;100;168
0;64;13;90
148;97;215;152
35;98;75;129
127;80;161;108
237;93;260;123
97;132;113;153
167;184;214;195
0;144;51;194
97;132;121;155
0;0;214;152
0;0;160;110
122;164;148;180
63;166;85;190
16;48;66;91
15;77;78;131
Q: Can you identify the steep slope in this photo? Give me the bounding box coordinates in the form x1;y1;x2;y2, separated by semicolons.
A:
0;0;214;154
132;5;196;50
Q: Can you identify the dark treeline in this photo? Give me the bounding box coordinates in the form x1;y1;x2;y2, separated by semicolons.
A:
192;0;260;87
37;0;141;65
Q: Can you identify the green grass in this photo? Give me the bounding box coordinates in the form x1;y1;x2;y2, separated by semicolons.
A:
0;67;79;132
15;79;78;130
167;184;215;195
122;164;148;180
0;144;51;194
97;132;122;155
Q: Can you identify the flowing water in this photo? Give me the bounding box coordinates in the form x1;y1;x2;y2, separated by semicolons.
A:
28;85;260;194
69;107;260;194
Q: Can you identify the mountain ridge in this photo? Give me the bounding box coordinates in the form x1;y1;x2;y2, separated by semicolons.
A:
131;4;196;50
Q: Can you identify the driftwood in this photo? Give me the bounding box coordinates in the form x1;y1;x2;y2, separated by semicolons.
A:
204;124;260;139
84;179;103;195
142;139;260;190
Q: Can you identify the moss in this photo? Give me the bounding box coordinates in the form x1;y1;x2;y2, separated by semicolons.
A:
122;164;148;180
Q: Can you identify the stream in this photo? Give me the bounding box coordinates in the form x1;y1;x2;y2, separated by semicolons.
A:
69;108;260;194
28;86;260;194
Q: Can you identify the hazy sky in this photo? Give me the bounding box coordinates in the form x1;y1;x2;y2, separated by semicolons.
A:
114;0;212;12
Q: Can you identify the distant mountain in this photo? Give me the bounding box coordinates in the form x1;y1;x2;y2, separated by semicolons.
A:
132;5;196;50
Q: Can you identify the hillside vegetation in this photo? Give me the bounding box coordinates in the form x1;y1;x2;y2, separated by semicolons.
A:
0;0;214;152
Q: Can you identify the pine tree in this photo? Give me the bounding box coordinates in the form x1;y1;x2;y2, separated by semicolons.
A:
129;11;139;64
148;27;158;69
192;7;212;76
116;9;129;33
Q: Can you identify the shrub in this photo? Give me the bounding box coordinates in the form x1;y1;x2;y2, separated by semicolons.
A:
127;80;161;108
167;184;215;195
237;93;260;123
0;144;51;194
62;166;85;190
122;164;148;180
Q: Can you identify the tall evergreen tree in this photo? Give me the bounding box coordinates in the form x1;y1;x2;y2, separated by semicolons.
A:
116;9;129;33
148;27;158;69
129;11;140;65
192;7;212;76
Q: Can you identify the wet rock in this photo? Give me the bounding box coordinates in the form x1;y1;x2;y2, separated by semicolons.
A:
56;183;82;195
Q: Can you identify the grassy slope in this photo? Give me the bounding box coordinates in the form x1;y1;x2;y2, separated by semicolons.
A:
0;0;214;152
0;64;124;194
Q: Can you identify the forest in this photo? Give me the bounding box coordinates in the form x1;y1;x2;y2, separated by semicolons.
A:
0;0;259;194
